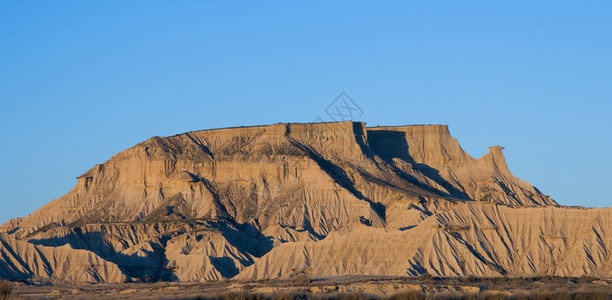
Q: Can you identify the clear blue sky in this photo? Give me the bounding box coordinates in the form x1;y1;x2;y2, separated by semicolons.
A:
1;1;611;223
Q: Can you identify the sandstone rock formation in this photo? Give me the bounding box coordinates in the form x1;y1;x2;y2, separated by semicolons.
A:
0;121;609;284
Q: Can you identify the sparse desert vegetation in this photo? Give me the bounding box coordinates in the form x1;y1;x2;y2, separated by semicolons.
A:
0;281;12;300
6;276;611;299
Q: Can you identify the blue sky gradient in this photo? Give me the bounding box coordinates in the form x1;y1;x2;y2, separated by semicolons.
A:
1;1;611;223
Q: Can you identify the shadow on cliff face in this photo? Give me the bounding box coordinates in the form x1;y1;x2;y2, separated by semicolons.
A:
189;173;275;263
208;221;274;266
28;219;274;282
209;257;239;278
285;129;386;224
367;130;470;200
29;229;178;282
0;257;34;281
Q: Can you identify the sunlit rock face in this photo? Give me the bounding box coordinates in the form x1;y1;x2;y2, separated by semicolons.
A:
2;121;609;284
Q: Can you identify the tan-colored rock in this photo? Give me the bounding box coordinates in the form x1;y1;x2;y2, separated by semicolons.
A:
237;204;612;279
0;233;125;283
367;125;555;206
1;121;608;284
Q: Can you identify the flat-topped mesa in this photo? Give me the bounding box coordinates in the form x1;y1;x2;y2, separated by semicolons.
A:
15;122;554;236
0;121;575;284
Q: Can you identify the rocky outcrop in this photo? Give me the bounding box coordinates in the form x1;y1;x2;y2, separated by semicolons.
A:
367;125;554;206
1;121;607;284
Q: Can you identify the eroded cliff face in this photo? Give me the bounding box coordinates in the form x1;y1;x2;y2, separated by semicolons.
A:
367;125;555;206
1;121;607;284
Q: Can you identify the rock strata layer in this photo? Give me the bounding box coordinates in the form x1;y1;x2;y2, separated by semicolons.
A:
1;121;609;284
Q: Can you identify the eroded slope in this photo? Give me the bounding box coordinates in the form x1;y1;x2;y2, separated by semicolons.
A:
2;121;604;284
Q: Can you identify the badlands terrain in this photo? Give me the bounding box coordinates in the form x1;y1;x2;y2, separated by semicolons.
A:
0;121;610;298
